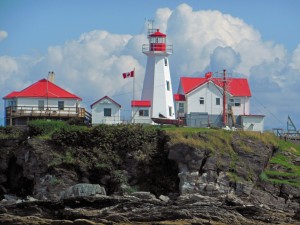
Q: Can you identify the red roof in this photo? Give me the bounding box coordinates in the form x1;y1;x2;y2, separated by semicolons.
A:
150;29;166;37
174;94;186;101
90;96;121;108
131;100;151;107
180;77;251;97
3;79;82;100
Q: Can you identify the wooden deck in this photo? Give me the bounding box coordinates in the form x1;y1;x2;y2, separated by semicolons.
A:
5;106;86;126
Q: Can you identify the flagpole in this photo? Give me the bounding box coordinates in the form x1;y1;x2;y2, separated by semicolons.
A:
133;68;135;100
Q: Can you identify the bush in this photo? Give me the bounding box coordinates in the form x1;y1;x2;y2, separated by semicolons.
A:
0;126;24;139
27;120;67;137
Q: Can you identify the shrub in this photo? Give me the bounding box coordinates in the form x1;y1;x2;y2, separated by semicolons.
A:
0;126;24;139
27;120;67;136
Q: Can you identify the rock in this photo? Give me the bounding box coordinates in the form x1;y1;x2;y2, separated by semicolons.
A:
294;157;300;166
4;194;18;201
130;191;157;200
73;219;99;224
0;206;7;213
293;208;300;221
225;193;246;206
158;195;170;203
60;183;106;199
26;196;38;202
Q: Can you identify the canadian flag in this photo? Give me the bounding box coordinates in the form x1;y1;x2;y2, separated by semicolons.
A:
123;70;134;79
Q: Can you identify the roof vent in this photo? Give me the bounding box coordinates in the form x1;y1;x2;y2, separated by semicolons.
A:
205;72;213;79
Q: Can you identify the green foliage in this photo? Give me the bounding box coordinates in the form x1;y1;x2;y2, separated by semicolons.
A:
123;185;139;194
27;119;88;138
0;126;24;139
49;124;171;194
226;172;244;183
28;120;67;136
261;139;300;188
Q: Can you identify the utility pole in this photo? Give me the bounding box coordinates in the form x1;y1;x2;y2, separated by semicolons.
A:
222;69;227;126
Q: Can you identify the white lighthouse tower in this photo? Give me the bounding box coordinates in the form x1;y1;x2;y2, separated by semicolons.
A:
141;28;175;120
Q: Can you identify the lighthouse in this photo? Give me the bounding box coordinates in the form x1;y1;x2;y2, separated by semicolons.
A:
141;28;175;120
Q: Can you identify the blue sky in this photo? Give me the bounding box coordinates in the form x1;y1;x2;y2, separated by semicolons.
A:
1;0;300;129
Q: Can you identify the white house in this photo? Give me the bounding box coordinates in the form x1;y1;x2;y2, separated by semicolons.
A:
131;100;152;124
174;72;265;131
3;73;84;126
90;96;121;125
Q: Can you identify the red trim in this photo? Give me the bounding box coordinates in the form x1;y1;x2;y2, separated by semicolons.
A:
131;100;151;107
3;79;82;100
174;94;185;101
91;96;121;108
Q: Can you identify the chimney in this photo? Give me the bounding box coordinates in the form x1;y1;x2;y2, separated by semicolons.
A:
48;71;55;83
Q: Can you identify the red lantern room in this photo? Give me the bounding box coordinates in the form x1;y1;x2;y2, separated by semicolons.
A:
149;29;166;51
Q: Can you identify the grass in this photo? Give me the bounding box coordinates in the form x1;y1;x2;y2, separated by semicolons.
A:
164;127;300;188
164;127;233;153
260;138;300;188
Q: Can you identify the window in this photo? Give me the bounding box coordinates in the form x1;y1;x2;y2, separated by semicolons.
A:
234;99;241;107
166;81;170;91
8;100;17;111
199;97;204;105
229;98;241;107
169;106;172;117
104;108;112;117
178;103;184;113
216;98;220;106
139;109;149;117
58;101;64;110
38;100;44;110
164;58;168;66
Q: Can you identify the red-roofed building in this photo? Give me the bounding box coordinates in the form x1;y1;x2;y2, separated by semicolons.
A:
3;72;86;126
131;100;152;124
174;72;264;131
90;96;121;125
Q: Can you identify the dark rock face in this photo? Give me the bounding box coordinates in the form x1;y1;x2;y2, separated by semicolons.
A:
168;133;300;215
0;194;297;225
0;131;299;224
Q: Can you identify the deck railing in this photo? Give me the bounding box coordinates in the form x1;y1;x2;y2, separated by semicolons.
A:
5;106;85;118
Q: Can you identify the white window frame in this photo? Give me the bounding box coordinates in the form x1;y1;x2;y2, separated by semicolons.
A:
104;108;112;117
178;102;184;113
199;97;205;105
38;100;45;110
58;101;64;110
166;80;170;91
139;109;149;117
229;98;241;107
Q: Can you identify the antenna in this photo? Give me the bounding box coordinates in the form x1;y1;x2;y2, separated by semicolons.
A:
147;19;155;37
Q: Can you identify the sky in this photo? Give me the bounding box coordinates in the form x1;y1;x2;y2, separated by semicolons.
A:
1;0;300;130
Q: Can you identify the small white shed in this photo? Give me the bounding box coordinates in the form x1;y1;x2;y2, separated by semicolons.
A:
131;100;152;124
91;96;121;125
241;115;265;132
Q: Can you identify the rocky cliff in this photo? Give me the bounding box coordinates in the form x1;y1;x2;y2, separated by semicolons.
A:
0;125;299;224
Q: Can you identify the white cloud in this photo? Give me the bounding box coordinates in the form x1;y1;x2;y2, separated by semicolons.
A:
290;44;300;71
0;30;8;41
44;30;145;108
165;4;263;76
209;46;241;72
0;56;18;84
